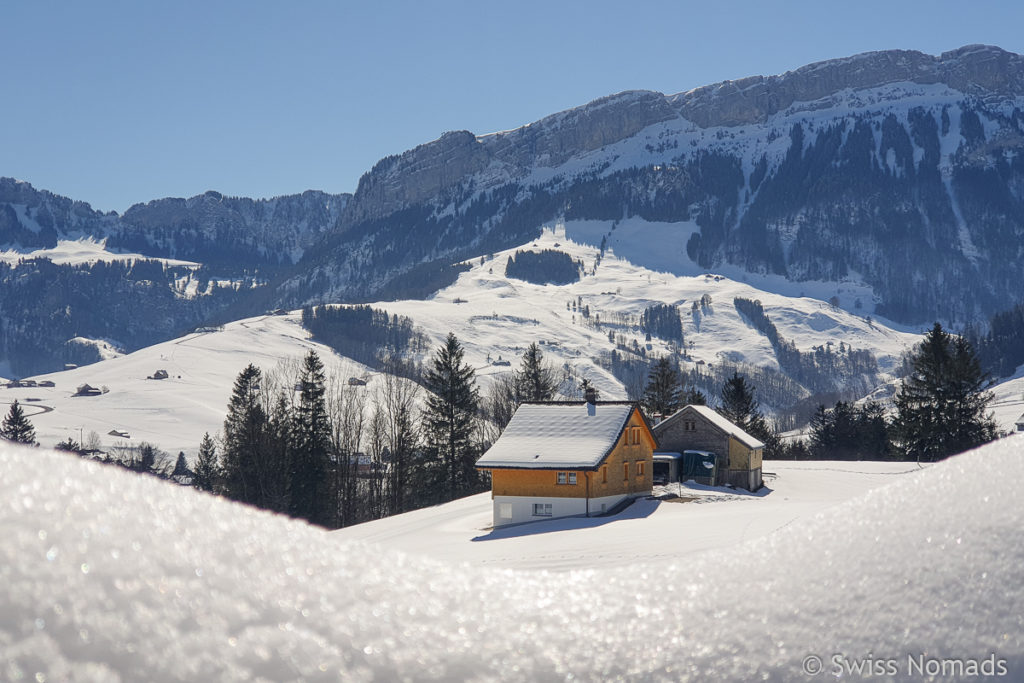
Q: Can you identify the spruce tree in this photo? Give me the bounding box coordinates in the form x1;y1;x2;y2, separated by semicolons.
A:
720;371;761;427
1;400;36;444
423;332;480;502
719;371;776;453
893;323;998;461
682;387;708;406
642;356;683;418
172;451;190;479
221;364;267;505
264;392;294;514
192;432;220;492
289;349;332;525
515;342;558;402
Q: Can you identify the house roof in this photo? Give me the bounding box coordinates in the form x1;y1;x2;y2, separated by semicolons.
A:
476;402;642;470
657;404;765;450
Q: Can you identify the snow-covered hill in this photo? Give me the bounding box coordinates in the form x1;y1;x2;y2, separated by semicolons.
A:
2;432;1021;680
5;224;931;457
376;224;921;406
2;314;379;456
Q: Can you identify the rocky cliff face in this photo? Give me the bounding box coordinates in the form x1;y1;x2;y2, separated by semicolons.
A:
673;45;1024;128
344;91;680;223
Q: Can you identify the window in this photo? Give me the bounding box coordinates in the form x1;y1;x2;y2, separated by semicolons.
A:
557;472;566;485
684;420;697;432
499;504;512;519
636;461;645;476
568;472;577;485
623;462;629;480
625;426;641;445
557;472;577;485
533;503;552;517
601;466;607;483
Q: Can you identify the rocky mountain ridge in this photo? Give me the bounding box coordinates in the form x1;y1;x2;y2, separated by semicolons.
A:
343;45;1024;223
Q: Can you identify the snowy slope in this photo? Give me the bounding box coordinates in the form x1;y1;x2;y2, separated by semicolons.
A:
1;314;379;456
376;224;921;402
0;237;199;268
335;460;919;570
1;435;1021;680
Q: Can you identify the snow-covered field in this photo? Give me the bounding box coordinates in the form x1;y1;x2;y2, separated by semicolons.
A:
2;436;1021;680
1;315;377;456
335;460;920;570
0;237;198;268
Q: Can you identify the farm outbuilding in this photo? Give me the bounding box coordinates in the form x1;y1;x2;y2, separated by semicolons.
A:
653;405;764;491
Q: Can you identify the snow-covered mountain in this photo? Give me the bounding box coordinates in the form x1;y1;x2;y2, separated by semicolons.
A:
5;44;1024;381
288;45;1024;327
0;177;349;269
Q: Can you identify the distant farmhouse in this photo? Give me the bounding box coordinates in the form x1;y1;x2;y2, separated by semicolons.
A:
476;399;656;527
653;405;764;491
74;384;103;397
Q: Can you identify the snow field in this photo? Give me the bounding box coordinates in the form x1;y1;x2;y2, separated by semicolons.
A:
334;460;921;570
1;436;1021;680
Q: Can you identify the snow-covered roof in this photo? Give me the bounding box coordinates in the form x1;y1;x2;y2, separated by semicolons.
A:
659;404;765;450
476;402;639;470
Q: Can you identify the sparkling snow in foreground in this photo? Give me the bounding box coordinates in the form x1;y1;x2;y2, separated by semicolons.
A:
2;439;1023;681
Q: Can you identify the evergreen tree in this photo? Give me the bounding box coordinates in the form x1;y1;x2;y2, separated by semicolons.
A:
719;371;775;451
192;432;220;492
720;371;761;428
1;400;36;444
264;392;294;514
682;387;708;406
515;342;558;402
221;364;268;505
893;323;998;461
289;350;332;525
172;451;190;479
422;332;481;502
642;356;683;418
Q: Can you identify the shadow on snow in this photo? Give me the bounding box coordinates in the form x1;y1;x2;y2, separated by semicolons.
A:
471;497;661;542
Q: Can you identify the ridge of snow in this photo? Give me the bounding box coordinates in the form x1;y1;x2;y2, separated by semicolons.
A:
1;433;1021;680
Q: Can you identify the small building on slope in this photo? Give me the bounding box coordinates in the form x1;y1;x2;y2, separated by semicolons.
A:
476;400;656;527
653;404;764;491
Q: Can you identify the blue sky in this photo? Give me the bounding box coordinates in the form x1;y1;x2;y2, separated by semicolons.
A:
4;0;1023;213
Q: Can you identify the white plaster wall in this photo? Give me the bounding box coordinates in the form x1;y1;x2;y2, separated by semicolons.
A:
492;493;634;527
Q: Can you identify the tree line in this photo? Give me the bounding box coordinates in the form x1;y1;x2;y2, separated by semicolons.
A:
191;336;562;528
637;323;999;462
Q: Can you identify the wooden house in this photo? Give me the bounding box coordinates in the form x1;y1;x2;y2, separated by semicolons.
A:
476;401;656;527
653;405;764;491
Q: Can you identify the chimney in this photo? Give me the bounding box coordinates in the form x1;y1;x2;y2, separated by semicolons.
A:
585;386;597;415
